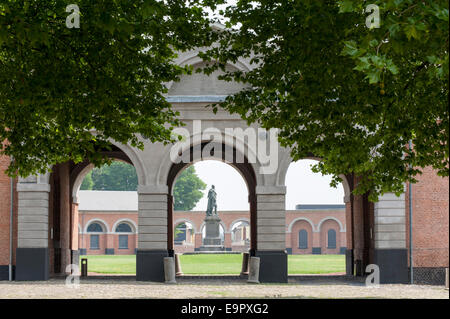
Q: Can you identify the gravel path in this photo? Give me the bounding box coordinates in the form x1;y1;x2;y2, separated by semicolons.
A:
0;278;448;299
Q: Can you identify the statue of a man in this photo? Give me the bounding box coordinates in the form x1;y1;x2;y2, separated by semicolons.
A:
206;185;217;216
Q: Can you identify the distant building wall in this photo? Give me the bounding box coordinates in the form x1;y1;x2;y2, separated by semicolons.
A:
78;212;138;255
78;208;347;255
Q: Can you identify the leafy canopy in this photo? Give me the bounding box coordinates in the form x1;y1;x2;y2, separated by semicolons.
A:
81;161;206;211
0;0;213;177
80;161;138;191
1;0;448;201
173;166;207;211
202;0;449;200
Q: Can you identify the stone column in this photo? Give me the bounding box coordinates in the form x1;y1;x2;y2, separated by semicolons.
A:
373;191;408;283
136;185;169;282
16;177;50;281
255;186;287;283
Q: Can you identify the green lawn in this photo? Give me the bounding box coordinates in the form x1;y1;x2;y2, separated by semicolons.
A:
80;254;345;275
288;255;345;274
79;255;137;274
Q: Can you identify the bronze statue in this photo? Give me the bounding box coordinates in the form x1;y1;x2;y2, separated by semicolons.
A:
206;185;217;216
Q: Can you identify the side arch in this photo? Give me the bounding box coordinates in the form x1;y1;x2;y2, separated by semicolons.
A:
288;217;317;233
229;218;251;233
70;142;146;203
278;156;351;203
84;218;110;234
317;217;346;233
174;218;198;234
112;218;138;234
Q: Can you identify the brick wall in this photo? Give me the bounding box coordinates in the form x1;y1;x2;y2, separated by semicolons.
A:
0;155;12;266
77;209;347;255
0;156;17;266
406;166;449;268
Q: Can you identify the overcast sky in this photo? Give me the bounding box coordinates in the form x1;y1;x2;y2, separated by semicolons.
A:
192;159;344;211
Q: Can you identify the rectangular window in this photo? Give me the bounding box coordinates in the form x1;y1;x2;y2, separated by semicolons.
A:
327;229;337;249
119;235;128;249
90;235;99;250
299;230;308;249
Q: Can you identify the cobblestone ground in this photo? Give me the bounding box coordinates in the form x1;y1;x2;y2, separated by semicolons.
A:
0;277;448;299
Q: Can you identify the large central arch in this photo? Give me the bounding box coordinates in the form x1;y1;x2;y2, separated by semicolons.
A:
166;142;257;254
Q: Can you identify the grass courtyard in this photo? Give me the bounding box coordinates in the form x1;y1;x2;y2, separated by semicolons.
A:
79;254;345;275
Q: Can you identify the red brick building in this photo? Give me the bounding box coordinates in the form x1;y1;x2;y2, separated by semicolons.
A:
76;191;346;256
0;153;448;284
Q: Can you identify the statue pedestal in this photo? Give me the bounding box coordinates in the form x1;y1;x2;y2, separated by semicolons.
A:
198;215;224;252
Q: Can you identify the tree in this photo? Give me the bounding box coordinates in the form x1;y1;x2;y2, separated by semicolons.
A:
202;0;449;200
80;170;94;190
173;166;206;211
0;0;214;177
81;161;138;191
80;162;206;212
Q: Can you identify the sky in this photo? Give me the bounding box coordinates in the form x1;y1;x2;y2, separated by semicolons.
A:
191;159;344;211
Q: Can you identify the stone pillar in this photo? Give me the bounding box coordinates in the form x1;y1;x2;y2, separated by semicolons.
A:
201;215;223;247
16;177;50;281
255;186;287;283
136;185;169;282
373;191;408;283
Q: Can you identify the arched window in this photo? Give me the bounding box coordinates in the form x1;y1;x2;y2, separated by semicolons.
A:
327;229;336;249
87;222;104;233
115;223;132;233
87;222;104;250
299;229;308;249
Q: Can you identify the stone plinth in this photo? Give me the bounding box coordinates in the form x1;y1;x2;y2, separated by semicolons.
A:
198;215;224;252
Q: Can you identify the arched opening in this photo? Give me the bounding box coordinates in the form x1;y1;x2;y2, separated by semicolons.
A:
174;220;196;248
47;145;140;277
167;142;256;276
285;159;349;275
230;220;251;252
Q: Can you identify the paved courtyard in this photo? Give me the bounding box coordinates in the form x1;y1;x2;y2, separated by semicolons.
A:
0;277;448;299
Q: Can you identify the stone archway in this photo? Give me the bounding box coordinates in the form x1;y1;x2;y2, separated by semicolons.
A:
15;143;142;280
280;158;369;277
14;48;408;284
166;142;258;254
